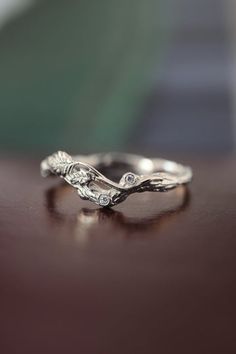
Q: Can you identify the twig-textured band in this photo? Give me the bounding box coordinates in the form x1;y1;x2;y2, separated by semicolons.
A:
41;151;192;207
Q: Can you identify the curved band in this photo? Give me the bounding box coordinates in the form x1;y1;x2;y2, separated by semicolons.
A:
41;151;192;207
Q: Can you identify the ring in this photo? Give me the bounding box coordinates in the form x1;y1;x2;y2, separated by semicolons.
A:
41;151;192;208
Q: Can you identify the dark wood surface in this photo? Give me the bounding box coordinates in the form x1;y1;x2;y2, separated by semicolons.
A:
0;156;236;354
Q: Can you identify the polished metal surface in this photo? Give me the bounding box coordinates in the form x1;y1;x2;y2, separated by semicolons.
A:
41;151;192;207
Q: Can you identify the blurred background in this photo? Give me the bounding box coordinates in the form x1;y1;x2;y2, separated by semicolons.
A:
0;0;235;156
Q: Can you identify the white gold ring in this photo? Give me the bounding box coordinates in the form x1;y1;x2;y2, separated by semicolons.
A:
41;151;192;208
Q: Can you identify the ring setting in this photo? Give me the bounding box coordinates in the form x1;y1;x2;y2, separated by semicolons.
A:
41;151;192;208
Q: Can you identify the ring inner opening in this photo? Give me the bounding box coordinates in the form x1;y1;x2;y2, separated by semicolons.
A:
96;161;140;182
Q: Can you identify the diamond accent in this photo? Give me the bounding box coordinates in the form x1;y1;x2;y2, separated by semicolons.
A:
125;173;136;185
98;194;111;207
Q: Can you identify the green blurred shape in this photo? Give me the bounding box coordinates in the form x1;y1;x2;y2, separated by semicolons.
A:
0;0;164;153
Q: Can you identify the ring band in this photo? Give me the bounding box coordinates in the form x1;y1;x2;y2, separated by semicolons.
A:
41;151;192;207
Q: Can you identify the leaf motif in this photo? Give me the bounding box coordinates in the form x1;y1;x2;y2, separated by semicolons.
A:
48;151;73;175
68;168;93;185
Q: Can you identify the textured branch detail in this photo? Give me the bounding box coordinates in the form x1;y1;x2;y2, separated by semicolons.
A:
41;151;192;207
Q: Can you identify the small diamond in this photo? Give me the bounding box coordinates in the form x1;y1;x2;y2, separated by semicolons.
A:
125;173;136;185
98;194;111;207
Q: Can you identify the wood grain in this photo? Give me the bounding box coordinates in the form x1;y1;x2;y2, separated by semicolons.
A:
0;156;236;354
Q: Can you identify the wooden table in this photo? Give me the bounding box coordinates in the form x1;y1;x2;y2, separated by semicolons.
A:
0;156;236;354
